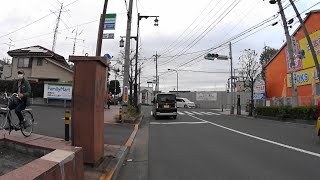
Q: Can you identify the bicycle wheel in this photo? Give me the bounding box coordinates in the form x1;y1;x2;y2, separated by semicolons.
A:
21;111;34;137
0;111;8;130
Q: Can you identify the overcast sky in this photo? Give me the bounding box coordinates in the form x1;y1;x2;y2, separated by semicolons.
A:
0;0;319;92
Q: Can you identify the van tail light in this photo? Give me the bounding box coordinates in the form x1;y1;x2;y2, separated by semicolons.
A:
156;103;159;108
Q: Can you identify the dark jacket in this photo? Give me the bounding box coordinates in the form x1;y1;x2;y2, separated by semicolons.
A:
12;78;31;105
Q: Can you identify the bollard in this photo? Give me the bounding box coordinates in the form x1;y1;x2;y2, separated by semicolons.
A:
222;105;224;112
65;110;70;141
119;107;122;122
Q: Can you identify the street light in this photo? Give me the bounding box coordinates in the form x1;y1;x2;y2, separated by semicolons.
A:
134;13;159;109
154;17;159;26
168;69;178;97
119;38;124;47
269;0;276;4
119;36;137;48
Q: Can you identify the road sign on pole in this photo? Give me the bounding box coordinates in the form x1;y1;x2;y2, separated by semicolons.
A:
103;33;115;39
104;14;116;30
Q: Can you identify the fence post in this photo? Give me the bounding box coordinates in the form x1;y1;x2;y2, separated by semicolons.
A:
65;110;70;141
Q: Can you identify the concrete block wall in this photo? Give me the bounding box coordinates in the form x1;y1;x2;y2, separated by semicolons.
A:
177;91;251;109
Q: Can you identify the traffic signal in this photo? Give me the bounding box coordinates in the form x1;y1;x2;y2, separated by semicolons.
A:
204;53;229;60
204;53;219;60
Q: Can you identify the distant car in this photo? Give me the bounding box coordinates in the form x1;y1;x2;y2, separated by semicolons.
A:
176;97;196;108
152;93;177;120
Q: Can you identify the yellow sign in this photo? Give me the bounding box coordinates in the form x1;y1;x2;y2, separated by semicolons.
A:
286;29;320;87
287;67;320;87
299;30;320;69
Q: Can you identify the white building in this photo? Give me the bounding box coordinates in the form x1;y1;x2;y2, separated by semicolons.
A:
139;86;153;105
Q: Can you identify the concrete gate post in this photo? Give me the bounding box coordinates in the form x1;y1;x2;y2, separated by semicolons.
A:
69;56;108;164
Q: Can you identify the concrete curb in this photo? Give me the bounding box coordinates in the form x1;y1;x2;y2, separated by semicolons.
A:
100;114;144;180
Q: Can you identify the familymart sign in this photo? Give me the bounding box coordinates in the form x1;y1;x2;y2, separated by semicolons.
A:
44;83;72;100
104;13;116;30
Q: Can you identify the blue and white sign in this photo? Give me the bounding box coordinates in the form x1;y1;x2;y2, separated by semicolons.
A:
254;93;266;100
43;83;72;100
104;14;116;30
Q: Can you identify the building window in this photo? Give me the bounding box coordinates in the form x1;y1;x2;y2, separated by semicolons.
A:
17;58;31;68
37;58;42;66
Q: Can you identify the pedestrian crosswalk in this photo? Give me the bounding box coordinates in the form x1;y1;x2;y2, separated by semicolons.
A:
177;111;221;116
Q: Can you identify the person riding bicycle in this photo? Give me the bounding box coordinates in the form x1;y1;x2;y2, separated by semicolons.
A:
10;70;31;128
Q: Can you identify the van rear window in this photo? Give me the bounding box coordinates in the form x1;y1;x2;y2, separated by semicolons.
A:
157;95;176;103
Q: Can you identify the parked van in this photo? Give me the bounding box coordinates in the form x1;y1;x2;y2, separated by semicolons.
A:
152;93;177;119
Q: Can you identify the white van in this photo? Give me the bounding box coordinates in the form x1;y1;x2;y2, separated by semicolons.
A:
176;97;196;108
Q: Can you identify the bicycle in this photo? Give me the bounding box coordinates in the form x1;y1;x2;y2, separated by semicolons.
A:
0;92;35;137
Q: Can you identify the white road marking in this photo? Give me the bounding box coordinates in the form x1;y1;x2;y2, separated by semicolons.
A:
201;112;221;116
177;111;185;115
189;115;320;158
191;111;204;115
184;111;194;116
150;121;207;125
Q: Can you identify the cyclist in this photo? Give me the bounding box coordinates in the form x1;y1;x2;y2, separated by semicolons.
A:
9;70;31;128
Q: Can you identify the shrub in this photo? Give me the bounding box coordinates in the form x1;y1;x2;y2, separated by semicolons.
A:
255;105;318;121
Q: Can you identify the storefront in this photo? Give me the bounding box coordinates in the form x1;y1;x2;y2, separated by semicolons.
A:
265;10;320;105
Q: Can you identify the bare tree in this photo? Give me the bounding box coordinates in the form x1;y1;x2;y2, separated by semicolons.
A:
238;49;261;116
117;49;137;105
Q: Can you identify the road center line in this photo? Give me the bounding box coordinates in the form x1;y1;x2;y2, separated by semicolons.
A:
189;115;320;158
150;122;207;125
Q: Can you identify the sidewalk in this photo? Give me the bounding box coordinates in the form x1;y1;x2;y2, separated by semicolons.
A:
85;105;142;180
104;105;120;124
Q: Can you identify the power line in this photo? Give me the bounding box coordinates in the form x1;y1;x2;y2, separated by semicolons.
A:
159;0;219;55
160;0;226;57
159;0;241;66
0;12;55;40
160;11;277;68
2;19;99;43
0;0;80;41
141;1;320;84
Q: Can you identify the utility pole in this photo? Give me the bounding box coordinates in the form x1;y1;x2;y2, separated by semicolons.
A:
138;67;141;104
153;52;160;91
130;56;133;105
66;27;84;55
275;0;298;106
229;42;234;114
52;3;63;52
289;0;320;82
122;0;134;111
134;13;140;108
95;0;108;56
4;38;15;51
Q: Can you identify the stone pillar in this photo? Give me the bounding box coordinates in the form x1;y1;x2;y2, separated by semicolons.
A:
69;56;108;164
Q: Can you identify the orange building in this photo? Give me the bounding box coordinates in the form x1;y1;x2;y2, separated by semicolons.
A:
266;10;320;104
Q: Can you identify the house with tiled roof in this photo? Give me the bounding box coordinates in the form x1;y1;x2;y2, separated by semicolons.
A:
2;45;73;83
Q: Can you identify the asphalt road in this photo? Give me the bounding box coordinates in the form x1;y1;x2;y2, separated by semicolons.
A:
4;105;133;145
119;106;320;180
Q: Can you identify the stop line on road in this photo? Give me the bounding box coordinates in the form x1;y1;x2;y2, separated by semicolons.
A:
177;111;221;116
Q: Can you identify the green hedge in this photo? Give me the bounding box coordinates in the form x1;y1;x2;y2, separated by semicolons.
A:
255;106;318;121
